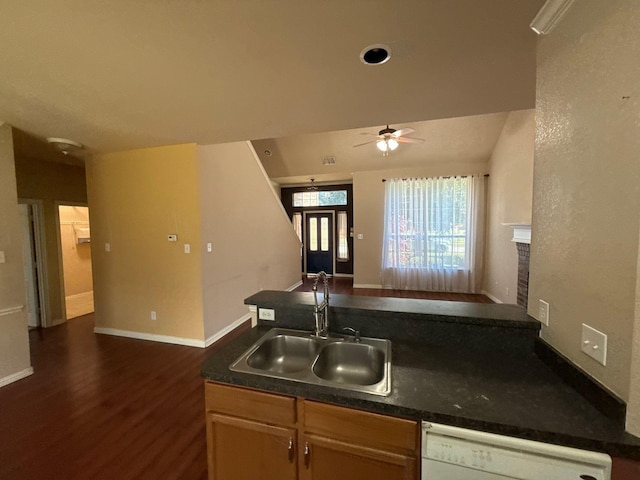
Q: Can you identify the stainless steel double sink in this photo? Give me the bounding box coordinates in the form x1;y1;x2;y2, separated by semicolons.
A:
229;328;391;396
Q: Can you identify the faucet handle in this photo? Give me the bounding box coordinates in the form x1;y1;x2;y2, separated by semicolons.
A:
343;327;361;342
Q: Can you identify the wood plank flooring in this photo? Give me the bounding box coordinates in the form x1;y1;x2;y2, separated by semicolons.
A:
0;315;247;480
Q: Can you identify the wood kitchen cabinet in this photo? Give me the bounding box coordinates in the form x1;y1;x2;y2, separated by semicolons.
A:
204;382;420;480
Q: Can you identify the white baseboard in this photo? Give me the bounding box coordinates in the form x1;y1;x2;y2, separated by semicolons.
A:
94;327;206;348
0;367;34;388
286;280;303;291
333;273;354;278
204;313;252;347
481;290;503;304
353;283;385;289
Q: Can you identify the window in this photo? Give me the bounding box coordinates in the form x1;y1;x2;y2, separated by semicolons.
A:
309;217;318;251
337;211;349;261
293;190;347;207
381;176;485;292
292;212;302;241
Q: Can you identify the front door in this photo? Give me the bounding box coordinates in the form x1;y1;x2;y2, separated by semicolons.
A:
305;212;333;274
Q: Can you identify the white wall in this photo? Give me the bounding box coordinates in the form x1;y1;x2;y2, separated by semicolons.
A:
483;110;535;303
0;124;31;386
529;0;640;411
198;141;302;342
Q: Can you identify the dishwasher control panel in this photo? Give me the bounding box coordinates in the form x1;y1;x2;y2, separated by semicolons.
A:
422;422;611;480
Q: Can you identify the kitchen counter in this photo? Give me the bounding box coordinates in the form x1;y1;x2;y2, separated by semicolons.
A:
201;291;640;460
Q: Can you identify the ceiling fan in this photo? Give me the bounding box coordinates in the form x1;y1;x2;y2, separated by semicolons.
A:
353;125;424;156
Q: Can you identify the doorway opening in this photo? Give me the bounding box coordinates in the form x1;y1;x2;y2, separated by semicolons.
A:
18;202;46;328
58;205;94;319
304;211;335;275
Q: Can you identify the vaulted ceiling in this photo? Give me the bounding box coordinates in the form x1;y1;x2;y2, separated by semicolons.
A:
0;1;541;157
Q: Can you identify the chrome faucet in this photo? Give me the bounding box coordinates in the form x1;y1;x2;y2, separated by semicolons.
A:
312;271;329;337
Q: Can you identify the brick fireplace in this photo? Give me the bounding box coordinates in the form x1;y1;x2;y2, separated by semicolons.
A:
506;224;531;309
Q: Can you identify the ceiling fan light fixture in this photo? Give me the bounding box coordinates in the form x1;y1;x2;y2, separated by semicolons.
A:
376;138;398;153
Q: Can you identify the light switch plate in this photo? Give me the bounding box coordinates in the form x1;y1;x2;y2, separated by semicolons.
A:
184;243;190;254
0;251;5;263
259;308;275;321
105;243;111;252
539;299;549;326
581;323;607;366
168;234;177;242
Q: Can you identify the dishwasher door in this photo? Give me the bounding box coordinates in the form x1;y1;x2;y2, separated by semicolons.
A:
421;422;611;480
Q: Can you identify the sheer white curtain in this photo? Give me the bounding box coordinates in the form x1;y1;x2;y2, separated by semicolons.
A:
381;175;486;293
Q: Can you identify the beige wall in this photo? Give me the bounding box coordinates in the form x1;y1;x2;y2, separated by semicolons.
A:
198;142;301;340
87;144;204;342
0;124;31;382
14;155;88;325
59;206;93;297
529;0;640;412
483;110;535;303
353;162;489;287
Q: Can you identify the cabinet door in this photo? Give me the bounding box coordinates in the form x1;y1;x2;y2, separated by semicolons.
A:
300;433;417;480
206;413;297;480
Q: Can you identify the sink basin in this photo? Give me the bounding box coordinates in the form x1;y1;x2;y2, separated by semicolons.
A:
230;328;391;396
247;335;320;373
312;342;385;385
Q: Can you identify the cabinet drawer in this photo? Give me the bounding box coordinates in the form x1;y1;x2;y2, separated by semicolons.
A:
303;400;418;455
205;382;296;426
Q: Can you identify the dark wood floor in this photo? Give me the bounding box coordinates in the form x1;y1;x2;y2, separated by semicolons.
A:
294;276;494;303
0;315;248;480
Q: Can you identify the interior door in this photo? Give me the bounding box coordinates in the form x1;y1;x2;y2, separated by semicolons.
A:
305;212;333;274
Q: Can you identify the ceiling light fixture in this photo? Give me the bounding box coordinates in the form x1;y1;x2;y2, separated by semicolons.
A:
46;137;84;155
360;44;392;65
530;0;575;35
308;178;318;190
376;138;399;155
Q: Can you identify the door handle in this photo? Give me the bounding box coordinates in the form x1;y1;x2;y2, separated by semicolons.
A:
288;437;294;462
304;442;310;468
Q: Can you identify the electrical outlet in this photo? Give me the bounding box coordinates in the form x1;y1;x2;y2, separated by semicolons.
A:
259;308;275;321
151;311;157;321
539;299;549;326
581;323;607;366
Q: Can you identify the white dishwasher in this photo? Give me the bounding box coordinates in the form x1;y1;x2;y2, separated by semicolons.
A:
422;421;611;480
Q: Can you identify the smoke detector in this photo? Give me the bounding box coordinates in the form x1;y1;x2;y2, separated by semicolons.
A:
46;137;84;155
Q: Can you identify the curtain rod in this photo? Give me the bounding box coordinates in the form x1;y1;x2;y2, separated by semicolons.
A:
382;174;489;182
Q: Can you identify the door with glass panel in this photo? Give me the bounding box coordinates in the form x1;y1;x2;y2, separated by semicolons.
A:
305;212;333;274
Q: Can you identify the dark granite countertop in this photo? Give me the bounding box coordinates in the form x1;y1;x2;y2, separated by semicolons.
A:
201;292;640;460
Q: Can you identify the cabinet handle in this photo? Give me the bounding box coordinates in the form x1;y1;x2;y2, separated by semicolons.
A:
288;437;294;462
304;442;310;468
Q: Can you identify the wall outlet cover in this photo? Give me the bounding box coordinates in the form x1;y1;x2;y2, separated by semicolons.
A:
259;308;275;321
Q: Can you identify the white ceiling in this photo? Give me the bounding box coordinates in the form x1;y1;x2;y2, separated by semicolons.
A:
0;1;542;156
254;112;511;184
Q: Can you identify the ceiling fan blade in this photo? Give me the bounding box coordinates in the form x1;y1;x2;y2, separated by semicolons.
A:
396;136;425;144
392;127;415;137
359;132;381;137
353;140;378;148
